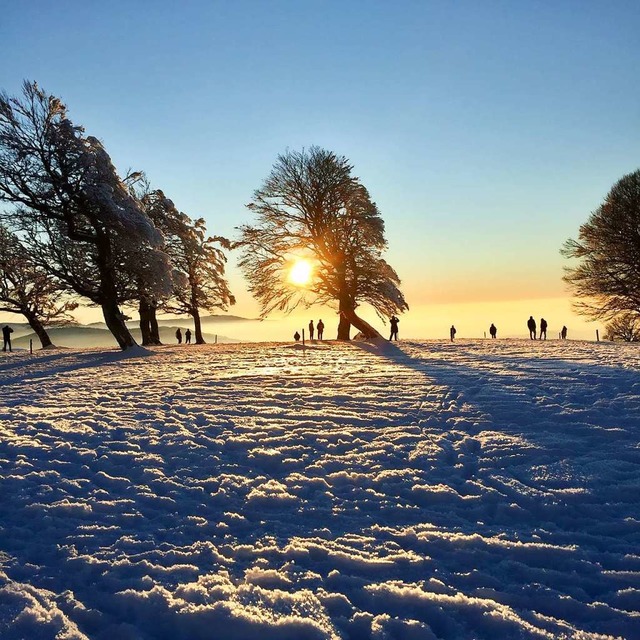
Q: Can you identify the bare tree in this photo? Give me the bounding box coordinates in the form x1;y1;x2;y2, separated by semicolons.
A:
0;226;77;348
138;188;234;344
0;81;169;349
562;169;640;320
165;216;235;344
237;147;408;339
605;313;640;342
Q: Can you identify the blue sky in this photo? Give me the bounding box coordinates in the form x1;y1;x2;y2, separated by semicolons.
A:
1;1;639;335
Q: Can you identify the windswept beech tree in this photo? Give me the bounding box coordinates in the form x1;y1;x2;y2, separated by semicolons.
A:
139;187;235;344
237;147;408;339
0;81;169;349
0;226;78;348
605;313;640;342
562;169;640;320
164;214;235;344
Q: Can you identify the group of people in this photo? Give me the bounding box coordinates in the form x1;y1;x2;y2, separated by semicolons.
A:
294;319;325;342
527;316;567;340
0;315;574;352
387;318;570;342
175;328;192;344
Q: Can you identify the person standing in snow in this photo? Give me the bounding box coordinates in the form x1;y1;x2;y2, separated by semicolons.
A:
561;325;567;340
389;315;399;341
317;319;325;340
2;325;13;352
308;320;315;340
450;325;456;342
185;329;192;344
539;318;548;340
489;323;497;339
527;316;536;340
175;328;182;344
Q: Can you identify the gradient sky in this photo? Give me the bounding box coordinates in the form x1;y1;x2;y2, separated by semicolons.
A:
1;1;639;338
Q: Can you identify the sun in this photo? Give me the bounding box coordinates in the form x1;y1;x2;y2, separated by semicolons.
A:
288;259;313;286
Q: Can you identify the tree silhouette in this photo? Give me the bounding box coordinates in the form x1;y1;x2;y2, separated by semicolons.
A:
562;170;640;320
139;187;234;344
0;226;77;348
237;147;407;339
0;81;169;349
605;313;640;342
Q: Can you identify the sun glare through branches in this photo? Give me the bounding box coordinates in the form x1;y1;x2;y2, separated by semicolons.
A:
288;259;313;286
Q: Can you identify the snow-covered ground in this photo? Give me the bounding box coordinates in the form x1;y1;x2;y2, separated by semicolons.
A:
1;339;639;639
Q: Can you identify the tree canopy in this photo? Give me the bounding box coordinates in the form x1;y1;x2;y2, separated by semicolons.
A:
605;312;640;342
0;81;170;349
237;147;408;339
139;187;235;344
562;169;640;320
0;225;77;347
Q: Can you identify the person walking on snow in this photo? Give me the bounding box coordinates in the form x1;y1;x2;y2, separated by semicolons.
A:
185;329;192;344
527;316;536;340
561;325;567;340
308;320;315;340
450;325;457;342
389;315;399;341
317;319;325;340
2;325;13;352
175;328;182;344
539;318;548;340
489;323;497;339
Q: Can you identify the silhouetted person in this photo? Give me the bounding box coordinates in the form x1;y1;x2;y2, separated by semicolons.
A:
450;325;456;342
539;318;548;340
308;320;314;340
185;329;192;344
561;325;568;340
175;328;182;344
389;315;399;341
317;319;325;340
489;323;497;339
527;316;536;340
2;325;13;352
294;331;301;342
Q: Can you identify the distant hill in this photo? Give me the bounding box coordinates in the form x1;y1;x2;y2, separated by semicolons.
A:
85;314;259;330
200;314;258;323
13;325;240;349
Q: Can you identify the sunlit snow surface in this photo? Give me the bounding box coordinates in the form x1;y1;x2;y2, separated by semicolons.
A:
1;339;639;639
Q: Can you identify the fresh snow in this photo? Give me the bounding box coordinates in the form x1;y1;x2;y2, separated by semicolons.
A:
0;339;639;639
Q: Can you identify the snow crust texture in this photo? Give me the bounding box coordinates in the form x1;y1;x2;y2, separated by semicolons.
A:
1;339;639;639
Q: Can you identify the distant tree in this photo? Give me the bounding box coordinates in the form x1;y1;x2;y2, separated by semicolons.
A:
0;226;78;348
237;147;408;339
139;187;235;344
562;170;640;321
605;313;640;342
164;215;235;344
0;81;170;349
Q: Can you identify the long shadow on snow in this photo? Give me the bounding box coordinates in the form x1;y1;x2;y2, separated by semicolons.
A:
351;338;640;530
1;339;638;638
0;347;154;389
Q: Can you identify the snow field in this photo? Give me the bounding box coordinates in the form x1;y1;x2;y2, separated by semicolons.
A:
0;339;639;639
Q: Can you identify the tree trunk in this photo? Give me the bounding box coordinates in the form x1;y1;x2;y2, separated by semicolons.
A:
139;299;152;346
337;311;351;340
337;294;353;340
192;308;205;344
103;299;137;350
149;303;161;344
96;230;137;350
24;311;53;349
342;308;382;339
